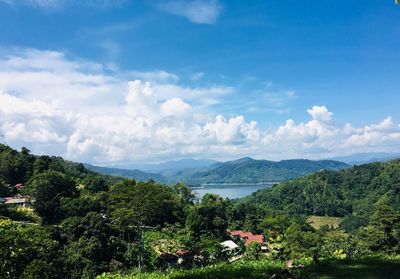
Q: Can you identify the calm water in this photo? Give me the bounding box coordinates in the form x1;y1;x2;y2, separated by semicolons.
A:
192;184;274;199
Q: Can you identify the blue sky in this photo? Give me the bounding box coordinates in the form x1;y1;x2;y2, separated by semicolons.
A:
0;0;399;165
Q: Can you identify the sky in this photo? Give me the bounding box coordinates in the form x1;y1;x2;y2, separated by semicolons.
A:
0;0;400;166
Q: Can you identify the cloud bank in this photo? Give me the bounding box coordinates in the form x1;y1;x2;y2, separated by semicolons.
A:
0;47;399;165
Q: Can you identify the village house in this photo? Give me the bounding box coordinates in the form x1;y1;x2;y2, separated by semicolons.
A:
227;229;268;252
4;194;32;207
220;240;239;254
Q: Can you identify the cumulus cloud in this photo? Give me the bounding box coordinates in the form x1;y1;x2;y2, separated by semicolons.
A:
1;47;400;164
157;0;223;24
307;106;333;122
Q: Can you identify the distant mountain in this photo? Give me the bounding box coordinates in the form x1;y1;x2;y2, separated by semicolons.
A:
84;164;167;183
182;158;350;185
85;158;349;186
141;158;218;172
329;152;400;165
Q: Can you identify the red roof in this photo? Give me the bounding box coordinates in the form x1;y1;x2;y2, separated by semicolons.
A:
230;230;245;236
176;249;190;257
245;235;265;245
228;230;265;246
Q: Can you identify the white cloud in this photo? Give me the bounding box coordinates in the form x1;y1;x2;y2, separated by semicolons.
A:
157;0;223;24
1;47;400;164
203;115;259;144
307;105;333;122
129;70;179;84
161;98;191;116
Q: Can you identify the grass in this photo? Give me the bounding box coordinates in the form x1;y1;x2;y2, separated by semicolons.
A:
307;216;343;230
97;257;400;279
97;259;285;279
305;258;400;279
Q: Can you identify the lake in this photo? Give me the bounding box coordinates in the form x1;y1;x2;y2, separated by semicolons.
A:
192;183;274;199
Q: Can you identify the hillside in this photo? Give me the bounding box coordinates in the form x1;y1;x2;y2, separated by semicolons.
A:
85;164;167;183
1;144;400;279
243;159;400;217
184;157;349;185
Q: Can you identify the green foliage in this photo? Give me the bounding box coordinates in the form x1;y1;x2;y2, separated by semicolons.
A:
339;215;368;232
25;170;77;224
1;144;400;279
185;194;229;239
0;146;34;185
0;179;9;196
96;259;285;279
110;180;184;228
245;242;262;260
0;219;62;278
245;160;400;217
284;222;322;260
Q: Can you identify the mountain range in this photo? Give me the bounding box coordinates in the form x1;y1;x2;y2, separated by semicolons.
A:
84;164;167;183
87;152;400;186
87;157;350;186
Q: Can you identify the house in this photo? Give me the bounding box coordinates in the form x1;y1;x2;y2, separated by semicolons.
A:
227;229;268;251
5;197;28;207
220;240;239;253
15;183;24;191
4;194;32;207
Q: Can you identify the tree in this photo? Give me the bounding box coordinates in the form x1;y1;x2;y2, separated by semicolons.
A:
245;242;262;260
110;180;182;228
26;170;77;224
82;174;109;193
284;222;322;262
186;194;228;239
0;219;62;278
363;204;400;252
0;146;35;185
339;215;368;232
0;179;9;196
259;212;292;238
61;212;124;279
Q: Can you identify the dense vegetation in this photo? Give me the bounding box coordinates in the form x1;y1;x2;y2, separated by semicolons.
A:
244;160;400;217
1;144;399;278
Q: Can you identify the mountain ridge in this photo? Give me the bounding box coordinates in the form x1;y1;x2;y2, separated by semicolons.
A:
87;157;349;185
184;158;349;185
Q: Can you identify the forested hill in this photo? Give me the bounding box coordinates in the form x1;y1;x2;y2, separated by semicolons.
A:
185;157;349;184
85;164;167;184
243;159;400;217
0;144;123;192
